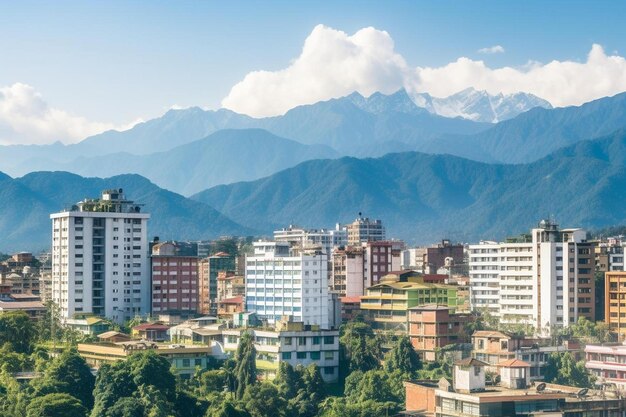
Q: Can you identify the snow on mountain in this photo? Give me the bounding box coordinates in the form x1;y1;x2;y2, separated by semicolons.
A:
412;87;553;123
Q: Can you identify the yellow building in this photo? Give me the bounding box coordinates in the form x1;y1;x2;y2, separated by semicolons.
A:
360;271;458;331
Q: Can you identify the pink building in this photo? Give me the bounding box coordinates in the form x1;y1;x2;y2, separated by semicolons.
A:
585;343;626;390
151;242;199;315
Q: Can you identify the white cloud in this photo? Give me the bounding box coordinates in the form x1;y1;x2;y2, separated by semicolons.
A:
222;25;626;116
222;24;412;117
478;45;505;54
0;83;120;145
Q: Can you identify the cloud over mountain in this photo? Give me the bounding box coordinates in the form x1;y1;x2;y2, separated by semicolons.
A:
0;83;124;145
222;25;626;117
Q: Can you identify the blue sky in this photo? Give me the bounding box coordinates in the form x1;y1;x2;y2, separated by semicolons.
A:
1;0;626;143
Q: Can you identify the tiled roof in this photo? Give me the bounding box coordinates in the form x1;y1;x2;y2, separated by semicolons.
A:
498;358;531;368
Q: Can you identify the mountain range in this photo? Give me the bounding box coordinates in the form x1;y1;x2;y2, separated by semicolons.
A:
192;129;626;243
0;172;253;252
411;88;553;123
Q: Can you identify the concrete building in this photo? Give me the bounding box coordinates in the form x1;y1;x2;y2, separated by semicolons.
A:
346;216;385;245
605;271;626;337
198;252;235;315
426;240;465;274
405;359;626;417
330;241;403;297
151;241;199;315
408;305;474;361
359;271;459;331
471;330;581;381
77;341;221;378
222;320;339;382
217;271;245;301
469;220;595;334
50;189;150;323
274;225;347;257
401;247;428;272
585;343;626;391
245;241;330;328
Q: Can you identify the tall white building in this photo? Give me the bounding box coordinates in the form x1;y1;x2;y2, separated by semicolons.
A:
51;189;151;323
469;220;595;334
274;225;347;257
245;241;330;329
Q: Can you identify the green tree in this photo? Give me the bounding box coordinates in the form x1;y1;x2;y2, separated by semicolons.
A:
32;348;95;408
0;311;36;353
339;322;380;374
273;362;302;400
26;393;88;417
344;369;400;404
384;336;422;377
103;397;144;417
242;382;286;417
544;352;595;388
233;332;257;399
207;398;250;417
128;351;176;402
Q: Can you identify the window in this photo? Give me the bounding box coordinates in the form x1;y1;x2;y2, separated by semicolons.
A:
312;336;320;345
296;352;307;359
310;351;320;360
282;352;292;360
182;359;190;367
323;336;334;344
284;337;292;346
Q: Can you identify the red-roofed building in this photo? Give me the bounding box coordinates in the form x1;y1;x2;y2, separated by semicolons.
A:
340;296;362;322
217;295;244;318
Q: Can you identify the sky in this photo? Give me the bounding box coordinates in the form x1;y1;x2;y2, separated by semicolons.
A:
2;0;626;144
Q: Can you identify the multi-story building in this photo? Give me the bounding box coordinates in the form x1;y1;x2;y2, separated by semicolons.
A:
609;245;625;271
0;252;44;296
605;271;626;336
274;225;347;257
197;252;235;315
217;271;245;301
359;271;458;331
222;320;339;382
346;216;385;246
50;189;150;323
426;240;465;274
401;247;428;272
245;241;330;328
330;241;402;296
408;305;474;361
585;343;626;390
471;330;581;381
405;359;626;417
469;220;595;334
151;241;199;315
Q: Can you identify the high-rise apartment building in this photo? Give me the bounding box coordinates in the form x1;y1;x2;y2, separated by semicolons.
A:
50;189;150;323
197;252;235;315
425;240;465;273
469;220;595;334
330;241;403;296
346;216;385;246
151;241;199;315
605;271;626;337
245;241;330;328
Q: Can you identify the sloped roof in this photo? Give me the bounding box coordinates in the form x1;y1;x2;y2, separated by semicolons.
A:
133;323;170;331
497;358;531;368
455;358;488;367
219;296;244;304
472;330;510;339
98;331;130;339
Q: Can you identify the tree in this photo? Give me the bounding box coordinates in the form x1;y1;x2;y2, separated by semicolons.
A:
128;350;176;402
233;331;257;399
207;398;251;417
0;311;36;353
544;352;595;388
384;336;422;377
103;397;144;417
339;322;380;374
26;393;88;417
344;369;400;404
242;382;286;417
33;348;95;408
273;362;302;400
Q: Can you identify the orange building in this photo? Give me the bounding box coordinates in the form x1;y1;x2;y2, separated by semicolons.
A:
408;304;473;361
606;271;626;336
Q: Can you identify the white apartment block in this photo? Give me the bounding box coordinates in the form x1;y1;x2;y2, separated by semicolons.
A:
51;189;150;324
469;220;595;334
222;325;340;382
245;242;330;328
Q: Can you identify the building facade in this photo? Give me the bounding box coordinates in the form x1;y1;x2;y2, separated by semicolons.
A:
346;216;385;246
469;220;595;334
245;242;330;328
151;242;199;315
274;225;347;257
605;271;626;336
50;189;150;323
197;252;235;315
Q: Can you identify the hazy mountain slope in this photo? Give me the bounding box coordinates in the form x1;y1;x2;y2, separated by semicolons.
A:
423;92;626;163
17;129;339;195
192;130;626;243
0;172;252;252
